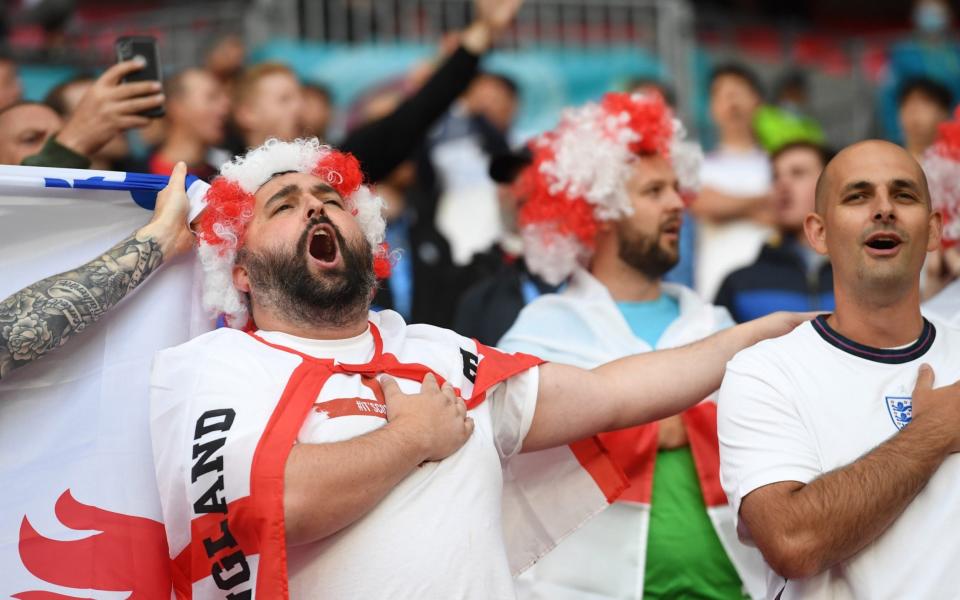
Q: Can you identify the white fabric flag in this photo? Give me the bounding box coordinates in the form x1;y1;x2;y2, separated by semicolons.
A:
0;165;213;598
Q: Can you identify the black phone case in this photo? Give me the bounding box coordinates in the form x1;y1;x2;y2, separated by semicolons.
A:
115;35;165;118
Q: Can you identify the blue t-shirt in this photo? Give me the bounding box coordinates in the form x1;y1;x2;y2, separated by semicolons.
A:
616;294;680;348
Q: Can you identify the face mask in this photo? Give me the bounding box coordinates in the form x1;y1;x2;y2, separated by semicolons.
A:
914;2;950;34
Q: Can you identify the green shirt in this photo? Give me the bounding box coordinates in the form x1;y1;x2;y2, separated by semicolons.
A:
643;447;747;599
22;137;91;170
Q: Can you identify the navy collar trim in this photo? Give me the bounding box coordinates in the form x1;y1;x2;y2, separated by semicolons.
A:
811;315;935;364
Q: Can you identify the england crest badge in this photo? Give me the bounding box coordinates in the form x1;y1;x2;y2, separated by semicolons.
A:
885;396;913;430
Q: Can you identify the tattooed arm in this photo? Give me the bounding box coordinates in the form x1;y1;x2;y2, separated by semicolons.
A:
0;162;194;380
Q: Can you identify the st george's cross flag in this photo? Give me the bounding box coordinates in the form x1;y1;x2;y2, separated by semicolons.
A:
0;165;213;598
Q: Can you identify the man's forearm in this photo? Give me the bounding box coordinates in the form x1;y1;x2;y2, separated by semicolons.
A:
595;317;777;427
525;317;781;451
283;423;426;546
0;229;166;380
748;422;950;578
691;187;767;222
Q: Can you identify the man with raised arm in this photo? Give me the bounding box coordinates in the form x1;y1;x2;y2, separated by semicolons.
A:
719;139;960;599
149;138;805;598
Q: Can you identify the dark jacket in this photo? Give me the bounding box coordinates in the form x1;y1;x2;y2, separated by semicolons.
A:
453;255;560;346
715;237;834;323
340;45;481;183
22;137;90;169
225;45;482;185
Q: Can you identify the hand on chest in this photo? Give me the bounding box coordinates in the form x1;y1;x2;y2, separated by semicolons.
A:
297;372;491;445
803;362;958;470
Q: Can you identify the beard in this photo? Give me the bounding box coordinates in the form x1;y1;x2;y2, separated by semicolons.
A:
616;219;680;280
239;217;376;328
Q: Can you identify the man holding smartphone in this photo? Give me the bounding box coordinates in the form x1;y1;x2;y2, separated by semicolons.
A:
19;58;164;169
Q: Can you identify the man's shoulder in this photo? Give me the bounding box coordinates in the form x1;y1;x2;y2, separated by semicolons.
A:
499;292;610;362
157;327;252;359
728;319;817;373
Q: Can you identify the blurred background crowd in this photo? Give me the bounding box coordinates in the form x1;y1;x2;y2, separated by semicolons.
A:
0;0;958;342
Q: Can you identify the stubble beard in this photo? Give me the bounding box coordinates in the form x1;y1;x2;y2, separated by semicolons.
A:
617;221;680;280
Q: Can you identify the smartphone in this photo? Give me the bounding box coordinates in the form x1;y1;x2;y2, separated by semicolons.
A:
114;35;164;118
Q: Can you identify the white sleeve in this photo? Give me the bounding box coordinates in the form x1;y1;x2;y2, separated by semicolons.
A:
718;353;822;528
488;365;540;460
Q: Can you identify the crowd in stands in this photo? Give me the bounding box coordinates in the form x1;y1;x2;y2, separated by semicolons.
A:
0;2;957;341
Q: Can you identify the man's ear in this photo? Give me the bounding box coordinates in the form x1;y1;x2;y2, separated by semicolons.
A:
233;262;251;294
804;212;828;255
927;210;944;253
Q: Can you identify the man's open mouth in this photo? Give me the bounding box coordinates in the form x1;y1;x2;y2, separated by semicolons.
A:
661;219;682;236
864;232;903;251
308;223;339;264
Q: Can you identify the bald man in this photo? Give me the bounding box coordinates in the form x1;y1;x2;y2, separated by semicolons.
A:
718;140;960;599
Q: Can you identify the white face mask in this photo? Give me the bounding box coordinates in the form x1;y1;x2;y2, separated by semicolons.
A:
914;2;950;34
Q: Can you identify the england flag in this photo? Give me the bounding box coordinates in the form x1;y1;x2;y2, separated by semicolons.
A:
0;165;212;598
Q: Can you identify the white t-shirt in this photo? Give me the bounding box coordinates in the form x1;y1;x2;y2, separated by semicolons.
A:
719;315;960;599
256;328;541;599
696;148;773;302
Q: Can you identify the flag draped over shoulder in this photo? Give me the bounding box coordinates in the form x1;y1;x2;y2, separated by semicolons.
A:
0;165;213;598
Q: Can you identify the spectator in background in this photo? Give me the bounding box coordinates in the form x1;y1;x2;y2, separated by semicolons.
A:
18;60;163;170
461;72;518;135
754;69;825;154
0;102;62;165
44;75;132;171
430;71;519;266
0;54;21;111
898;77;952;162
148;68;230;180
715;142;834;323
500;92;765;600
203;32;246;92
692;64;773;303
880;0;960;142
301;82;333;140
452;145;561;346
324;0;524;328
231;63;303;152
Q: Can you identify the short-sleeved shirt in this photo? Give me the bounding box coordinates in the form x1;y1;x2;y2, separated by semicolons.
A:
719;315;960;599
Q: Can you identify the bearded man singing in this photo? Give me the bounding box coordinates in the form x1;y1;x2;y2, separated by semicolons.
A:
149;137;805;599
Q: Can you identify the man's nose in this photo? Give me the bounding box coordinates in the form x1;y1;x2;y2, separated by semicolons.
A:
666;187;685;210
872;193;896;223
305;197;326;221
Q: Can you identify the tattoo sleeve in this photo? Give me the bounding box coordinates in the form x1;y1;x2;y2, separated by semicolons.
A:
0;232;164;380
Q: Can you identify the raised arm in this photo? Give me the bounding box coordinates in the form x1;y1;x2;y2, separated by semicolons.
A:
0;162;193;380
283;374;474;545
339;0;523;182
521;311;810;452
738;365;960;580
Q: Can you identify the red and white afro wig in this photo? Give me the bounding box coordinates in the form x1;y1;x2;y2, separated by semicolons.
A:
515;91;701;284
196;138;389;328
922;106;960;249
